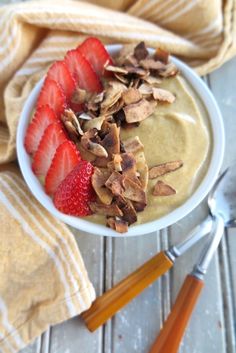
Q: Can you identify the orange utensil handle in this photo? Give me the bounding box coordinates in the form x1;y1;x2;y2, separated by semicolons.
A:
82;251;173;332
149;274;204;353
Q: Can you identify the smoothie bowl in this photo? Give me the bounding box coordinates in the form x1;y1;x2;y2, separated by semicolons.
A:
17;38;224;236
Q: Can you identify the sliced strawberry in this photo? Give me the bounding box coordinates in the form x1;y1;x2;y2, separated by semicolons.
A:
32;122;68;177
24;105;58;154
77;37;113;76
45;140;81;195
47;61;76;102
69;102;84;113
64;49;103;93
37;78;67;117
54;160;95;216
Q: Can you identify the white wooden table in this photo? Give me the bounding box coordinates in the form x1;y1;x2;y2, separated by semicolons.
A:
1;0;235;350
17;51;236;353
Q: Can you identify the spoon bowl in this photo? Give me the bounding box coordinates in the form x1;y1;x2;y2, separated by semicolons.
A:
208;164;236;224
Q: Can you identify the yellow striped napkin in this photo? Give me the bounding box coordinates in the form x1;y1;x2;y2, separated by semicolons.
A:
0;0;235;352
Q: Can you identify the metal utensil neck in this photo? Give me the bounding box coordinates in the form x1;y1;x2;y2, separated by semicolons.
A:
191;214;225;280
165;216;213;263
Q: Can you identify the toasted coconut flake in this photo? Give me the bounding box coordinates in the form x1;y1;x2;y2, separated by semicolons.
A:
138;83;153;96
107;217;128;233
135;151;148;191
105;64;128;74
122;88;142;105
116;44;136;65
143;75;162;86
113;154;123;171
124;66;148;76
109;80;127;92
81;129;108;158
105;171;124;196
122;177;147;204
71;87;88;104
101;123;120;156
132;78;141;89
115;196;137;225
92;168;113;205
152;88;176;103
113;109;126;126
158;62;179;77
154;48;169;64
123;136;144;154
123;99;156;123
133;41;149;61
84;116;105;132
124;54;139;67
90;202;123;217
104;98;125;116
92;157;109;168
149;160;183;179
140;58;166;70
61;109;84;137
114;73;129;84
101;87;122;111
121;153;136;178
132;201;146;212
153;181;176;196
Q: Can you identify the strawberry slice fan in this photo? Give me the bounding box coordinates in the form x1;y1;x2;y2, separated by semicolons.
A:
24;37;112;216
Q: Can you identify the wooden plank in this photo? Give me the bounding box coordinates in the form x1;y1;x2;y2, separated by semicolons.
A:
208;58;236;352
49;230;104;353
19;337;41;353
107;232;164;353
169;206;226;353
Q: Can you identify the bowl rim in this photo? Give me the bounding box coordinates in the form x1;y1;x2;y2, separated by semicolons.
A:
16;44;225;237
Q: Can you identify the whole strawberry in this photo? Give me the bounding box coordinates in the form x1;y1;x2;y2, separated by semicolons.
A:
54;161;95;216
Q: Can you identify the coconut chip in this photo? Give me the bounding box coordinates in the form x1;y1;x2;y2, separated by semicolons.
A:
105;171;124;196
133;41;149;61
134;151;149;191
89;202;123;217
61;109;84;138
123;99;156;123
115;196;137;225
139;58;166;71
152;88;176;103
123;136;144;154
105;64;128;74
138;83;153;96
81;129;108;158
83;115;105;132
149;160;183;179
122;88;142;105
114;73;129;84
92;168;113;205
143;75;162;86
113;154;123;171
153;181;176;196
122;177;147;204
158;63;179;77
154;48;169;64
106;217;128;233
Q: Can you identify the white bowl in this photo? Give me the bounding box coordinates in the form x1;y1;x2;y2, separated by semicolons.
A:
17;45;225;237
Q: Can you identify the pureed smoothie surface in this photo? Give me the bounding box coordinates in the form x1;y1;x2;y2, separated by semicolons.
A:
24;38;211;233
86;73;211;226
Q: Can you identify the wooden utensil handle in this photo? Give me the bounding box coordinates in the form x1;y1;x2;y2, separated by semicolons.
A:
149;274;204;353
82;251;173;332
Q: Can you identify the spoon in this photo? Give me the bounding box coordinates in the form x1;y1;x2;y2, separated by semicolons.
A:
82;218;212;331
148;165;236;353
